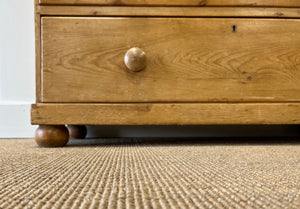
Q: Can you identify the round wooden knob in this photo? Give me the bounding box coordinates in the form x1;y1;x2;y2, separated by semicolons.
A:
124;47;146;72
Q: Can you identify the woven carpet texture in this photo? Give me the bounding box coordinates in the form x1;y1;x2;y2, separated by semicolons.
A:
0;138;299;209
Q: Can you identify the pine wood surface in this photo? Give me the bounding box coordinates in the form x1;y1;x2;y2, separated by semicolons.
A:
38;0;300;7
31;103;300;125
42;17;300;103
37;6;300;18
35;0;41;102
32;1;300;127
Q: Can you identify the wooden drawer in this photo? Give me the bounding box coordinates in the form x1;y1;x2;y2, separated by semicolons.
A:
32;2;300;147
39;0;300;7
41;17;300;103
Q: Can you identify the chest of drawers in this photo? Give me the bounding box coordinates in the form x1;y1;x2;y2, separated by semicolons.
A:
31;0;300;147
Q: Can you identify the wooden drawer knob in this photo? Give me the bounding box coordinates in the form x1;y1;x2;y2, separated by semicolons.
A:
124;47;146;72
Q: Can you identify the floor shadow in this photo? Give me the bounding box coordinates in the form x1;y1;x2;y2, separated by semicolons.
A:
67;137;300;147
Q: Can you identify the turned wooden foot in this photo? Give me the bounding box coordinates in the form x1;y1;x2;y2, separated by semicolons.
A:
67;125;87;139
35;125;69;147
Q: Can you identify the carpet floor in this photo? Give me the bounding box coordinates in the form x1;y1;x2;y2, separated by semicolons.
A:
0;138;299;209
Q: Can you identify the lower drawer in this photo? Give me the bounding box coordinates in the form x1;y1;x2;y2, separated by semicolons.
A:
41;17;300;102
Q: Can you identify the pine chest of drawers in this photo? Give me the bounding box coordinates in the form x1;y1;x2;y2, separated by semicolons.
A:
31;0;300;147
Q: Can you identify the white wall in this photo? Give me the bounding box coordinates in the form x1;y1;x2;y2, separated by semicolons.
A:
0;0;37;137
0;1;299;138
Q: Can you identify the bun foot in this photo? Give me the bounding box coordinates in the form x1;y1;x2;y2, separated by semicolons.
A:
67;125;87;139
35;125;69;147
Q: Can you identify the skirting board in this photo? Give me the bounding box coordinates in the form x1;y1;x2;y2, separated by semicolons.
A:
0;104;37;138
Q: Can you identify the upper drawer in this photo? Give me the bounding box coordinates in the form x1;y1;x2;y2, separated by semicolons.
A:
39;0;300;7
41;17;300;103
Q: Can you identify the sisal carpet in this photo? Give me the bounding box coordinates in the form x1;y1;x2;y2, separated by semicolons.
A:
0;138;299;209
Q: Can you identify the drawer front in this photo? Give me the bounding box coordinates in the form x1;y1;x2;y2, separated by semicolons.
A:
39;0;300;7
42;17;300;102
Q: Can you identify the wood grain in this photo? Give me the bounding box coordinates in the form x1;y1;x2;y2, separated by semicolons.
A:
42;17;300;102
31;103;300;125
39;0;300;7
35;0;41;102
37;6;300;18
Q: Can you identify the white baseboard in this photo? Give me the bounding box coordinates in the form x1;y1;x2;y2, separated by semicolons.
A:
0;103;36;138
